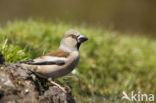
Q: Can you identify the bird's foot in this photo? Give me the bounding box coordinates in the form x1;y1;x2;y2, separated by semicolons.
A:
48;78;67;93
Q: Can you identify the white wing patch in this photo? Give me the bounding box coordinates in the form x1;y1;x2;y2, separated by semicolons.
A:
34;56;67;63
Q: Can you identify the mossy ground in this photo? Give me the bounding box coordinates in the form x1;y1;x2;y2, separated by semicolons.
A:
0;20;156;103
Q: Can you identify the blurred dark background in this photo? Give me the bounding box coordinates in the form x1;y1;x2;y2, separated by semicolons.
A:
0;0;156;35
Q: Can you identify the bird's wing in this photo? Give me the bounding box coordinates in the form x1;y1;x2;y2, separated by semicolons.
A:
20;49;70;65
20;56;67;65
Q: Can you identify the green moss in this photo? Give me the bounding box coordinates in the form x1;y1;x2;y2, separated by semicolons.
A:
0;20;156;102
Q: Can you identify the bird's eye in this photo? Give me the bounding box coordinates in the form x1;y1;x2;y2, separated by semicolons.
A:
71;34;77;39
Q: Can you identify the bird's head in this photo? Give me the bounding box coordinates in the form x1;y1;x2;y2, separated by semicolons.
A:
59;29;88;52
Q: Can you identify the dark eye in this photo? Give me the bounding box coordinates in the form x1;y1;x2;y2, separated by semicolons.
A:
71;34;77;39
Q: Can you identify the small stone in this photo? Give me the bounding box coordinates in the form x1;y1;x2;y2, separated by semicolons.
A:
24;89;29;94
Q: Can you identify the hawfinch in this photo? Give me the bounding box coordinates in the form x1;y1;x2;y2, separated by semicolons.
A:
20;29;88;93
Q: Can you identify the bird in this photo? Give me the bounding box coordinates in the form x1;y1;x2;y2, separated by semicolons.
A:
19;29;88;93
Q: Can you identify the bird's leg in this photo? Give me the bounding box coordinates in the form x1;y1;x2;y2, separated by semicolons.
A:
48;78;67;93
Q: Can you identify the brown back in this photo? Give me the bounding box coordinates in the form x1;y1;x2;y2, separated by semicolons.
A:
44;49;70;57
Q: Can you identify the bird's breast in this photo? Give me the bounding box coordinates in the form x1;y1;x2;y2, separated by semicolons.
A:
56;51;80;77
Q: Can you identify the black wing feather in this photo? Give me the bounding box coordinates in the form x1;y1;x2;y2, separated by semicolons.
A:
19;59;65;65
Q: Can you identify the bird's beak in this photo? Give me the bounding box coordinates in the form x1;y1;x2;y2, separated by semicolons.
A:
78;34;88;43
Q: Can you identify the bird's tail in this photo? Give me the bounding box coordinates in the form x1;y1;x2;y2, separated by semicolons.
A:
20;63;38;71
18;59;34;64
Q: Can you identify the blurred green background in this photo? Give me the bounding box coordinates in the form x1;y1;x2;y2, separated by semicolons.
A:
0;0;156;103
0;0;156;34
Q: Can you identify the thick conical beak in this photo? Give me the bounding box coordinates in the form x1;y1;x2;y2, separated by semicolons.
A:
78;34;88;43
